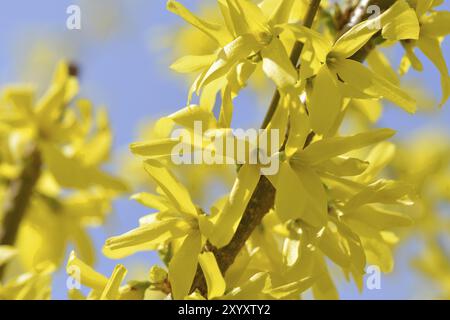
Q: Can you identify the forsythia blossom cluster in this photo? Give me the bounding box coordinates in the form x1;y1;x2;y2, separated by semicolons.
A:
1;0;448;300
80;0;448;300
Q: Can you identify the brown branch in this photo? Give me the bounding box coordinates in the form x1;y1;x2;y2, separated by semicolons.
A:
189;0;396;298
0;144;42;280
189;0;323;296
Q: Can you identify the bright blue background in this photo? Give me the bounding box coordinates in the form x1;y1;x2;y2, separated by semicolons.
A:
0;0;449;299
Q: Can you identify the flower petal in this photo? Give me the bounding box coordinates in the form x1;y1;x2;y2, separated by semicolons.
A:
103;219;190;259
100;265;127;300
261;38;298;89
169;232;202;299
333;59;416;113
198;252;226;299
208;164;260;248
300;128;396;165
144;159;198;217
275;161;307;222
131;192;170;212
417;36;450;106
308;65;342;136
167;0;228;45
170;54;217;74
199;34;261;90
67;251;108;292
421;11;450;37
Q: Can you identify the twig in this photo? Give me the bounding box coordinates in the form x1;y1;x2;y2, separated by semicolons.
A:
190;0;323;296
0;144;42;280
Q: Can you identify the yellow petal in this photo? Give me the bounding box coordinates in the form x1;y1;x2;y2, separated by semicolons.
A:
265;276;315;299
363;238;394;273
417;36;450;106
218;0;245;36
219;85;234;128
381;3;419;41
331;1;418;56
400;42;423;75
266;0;295;25
300;128;396;165
294;165;328;227
169;104;218;130
169;232;202;300
185;292;207;300
2;86;35;117
315;157;369;177
284;24;331;79
344;180;414;210
421;11;450;37
40;142;127;192
285;24;332;63
349;98;383;123
308;65;342;136
224;272;269;299
264;90;290;146
224;247;259;287
347;205;412;230
17;208;67;270
227;61;257;95
261;38;298;89
130;138;181;158
208;164;260;248
198;252;226;299
367;50;399;85
337;220;366;274
68;289;86;300
312;253;339;300
225;0;271;37
79;108;113;166
333;59;416;113
103;219;190;259
332;21;381;58
170;54;217;74
285;93;310;157
318;224;352;269
144;159;198;217
199;34;261;90
415;0;434;18
100;265;127;300
66;251;108;291
282;238;300;267
167;0;228;45
131;192;169;211
35;61;70;119
200;78;226;111
298;41;324;80
356;142;396;183
275;162;307;222
69;224;95;267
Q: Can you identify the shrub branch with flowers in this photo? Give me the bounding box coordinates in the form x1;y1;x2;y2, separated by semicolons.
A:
0;0;449;300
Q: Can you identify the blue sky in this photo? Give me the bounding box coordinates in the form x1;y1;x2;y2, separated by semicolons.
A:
0;0;449;299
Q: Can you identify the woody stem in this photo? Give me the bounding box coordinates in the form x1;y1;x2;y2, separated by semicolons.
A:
189;0;323;296
0;144;42;280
